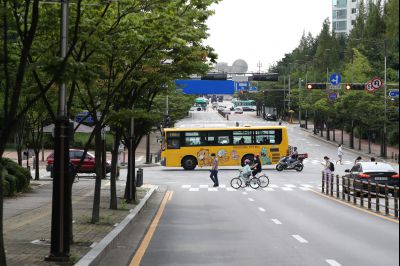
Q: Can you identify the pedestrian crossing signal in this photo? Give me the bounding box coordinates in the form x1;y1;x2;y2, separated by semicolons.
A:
306;83;326;90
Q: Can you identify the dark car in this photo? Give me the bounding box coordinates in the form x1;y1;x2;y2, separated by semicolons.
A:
242;106;256;112
264;113;277;121
46;149;111;174
344;162;399;194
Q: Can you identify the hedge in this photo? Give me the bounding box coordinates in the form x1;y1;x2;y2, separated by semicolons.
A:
0;158;31;196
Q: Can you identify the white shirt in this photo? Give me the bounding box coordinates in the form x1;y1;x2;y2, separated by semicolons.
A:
338;146;343;156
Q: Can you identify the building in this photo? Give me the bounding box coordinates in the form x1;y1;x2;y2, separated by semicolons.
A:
332;0;358;34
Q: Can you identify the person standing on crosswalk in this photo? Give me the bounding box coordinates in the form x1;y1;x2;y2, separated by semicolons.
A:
210;153;219;187
336;144;344;165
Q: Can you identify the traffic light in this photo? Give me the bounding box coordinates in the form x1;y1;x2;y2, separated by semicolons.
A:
306;83;327;90
345;83;365;90
201;73;227;80
163;115;171;128
250;73;279;82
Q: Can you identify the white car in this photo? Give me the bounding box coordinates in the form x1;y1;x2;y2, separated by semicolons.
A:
234;107;243;114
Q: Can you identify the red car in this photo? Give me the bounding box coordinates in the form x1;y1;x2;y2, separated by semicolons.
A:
46;149;111;174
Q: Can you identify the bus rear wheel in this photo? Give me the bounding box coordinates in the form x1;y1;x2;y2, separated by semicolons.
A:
182;156;197;170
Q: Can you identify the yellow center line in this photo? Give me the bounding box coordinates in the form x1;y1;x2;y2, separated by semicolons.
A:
168;191;174;201
130;190;172;266
310;189;399;224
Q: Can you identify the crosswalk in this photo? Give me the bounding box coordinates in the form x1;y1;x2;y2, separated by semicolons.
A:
180;183;321;192
303;158;353;166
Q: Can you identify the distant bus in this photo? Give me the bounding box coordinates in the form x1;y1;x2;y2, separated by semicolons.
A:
192;98;208;111
161;126;289;170
232;100;256;109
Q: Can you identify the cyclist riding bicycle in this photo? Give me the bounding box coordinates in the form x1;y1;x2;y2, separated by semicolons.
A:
242;159;252;182
252;154;262;177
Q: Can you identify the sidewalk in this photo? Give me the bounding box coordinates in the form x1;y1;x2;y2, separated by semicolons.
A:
298;121;399;164
3;178;153;265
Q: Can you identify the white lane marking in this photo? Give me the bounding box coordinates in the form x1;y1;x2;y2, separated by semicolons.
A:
299;187;312;191
281;187;293;191
271;219;282;225
219;184;226;188
263;188;275;191
258;207;266;212
182;185;191;189
208;188;218;192
292;235;308;243
135;156;143;162
199;185;209;188
269;184;279;188
248;198;255;202
245;187;253;192
284;184;296;188
326;259;342;266
301;184;314;188
226;188;237;192
242;191;248;195
189;188;199;192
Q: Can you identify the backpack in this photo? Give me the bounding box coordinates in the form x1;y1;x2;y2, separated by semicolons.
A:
329;162;335;172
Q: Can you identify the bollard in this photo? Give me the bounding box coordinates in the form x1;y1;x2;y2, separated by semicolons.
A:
395;187;399;218
385;185;389;216
376;185;380;213
326;173;329;195
342;176;345;200
321;172;325;193
353;178;357;205
330;174;334;196
360;181;364;208
227;115;229;121
136;168;143;187
347;178;351;202
336;175;339;198
368;180;372;210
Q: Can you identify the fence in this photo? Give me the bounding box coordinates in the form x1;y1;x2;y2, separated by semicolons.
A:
321;172;399;219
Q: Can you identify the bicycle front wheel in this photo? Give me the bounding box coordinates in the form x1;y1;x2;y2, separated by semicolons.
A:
230;178;242;189
249;178;260;189
258;175;270;188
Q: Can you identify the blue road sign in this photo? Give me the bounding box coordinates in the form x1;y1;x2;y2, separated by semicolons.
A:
330;73;342;85
235;82;250;91
389;90;399;98
176;80;235;95
328;92;338;100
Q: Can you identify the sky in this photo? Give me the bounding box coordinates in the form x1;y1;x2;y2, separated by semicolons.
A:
205;0;332;72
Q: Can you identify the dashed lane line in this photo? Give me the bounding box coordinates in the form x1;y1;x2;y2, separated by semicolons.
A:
258;207;266;212
271;219;282;225
292;235;308;243
248;198;255;202
326;259;342;266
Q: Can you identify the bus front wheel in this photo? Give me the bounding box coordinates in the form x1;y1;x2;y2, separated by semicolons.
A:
182;156;197;170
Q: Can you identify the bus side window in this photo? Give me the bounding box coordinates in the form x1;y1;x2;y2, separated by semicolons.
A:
167;138;180;149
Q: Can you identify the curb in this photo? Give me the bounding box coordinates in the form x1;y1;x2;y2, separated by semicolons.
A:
74;185;159;266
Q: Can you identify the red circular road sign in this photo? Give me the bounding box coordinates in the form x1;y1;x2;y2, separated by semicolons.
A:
365;82;374;93
371;77;384;90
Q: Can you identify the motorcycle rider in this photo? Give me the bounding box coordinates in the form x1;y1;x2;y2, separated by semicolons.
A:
286;147;299;166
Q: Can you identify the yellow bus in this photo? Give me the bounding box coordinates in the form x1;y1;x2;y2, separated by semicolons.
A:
160;126;289;170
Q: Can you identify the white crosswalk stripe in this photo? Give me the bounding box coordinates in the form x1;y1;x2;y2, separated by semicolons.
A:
180;184;318;192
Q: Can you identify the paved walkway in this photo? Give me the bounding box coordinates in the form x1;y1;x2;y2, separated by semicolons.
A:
3;178;150;266
298;120;399;164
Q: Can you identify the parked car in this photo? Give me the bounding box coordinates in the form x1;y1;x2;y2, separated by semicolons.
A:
242;106;256;112
217;105;226;111
264;113;277;121
234;107;243;114
46;149;111;174
344;162;399;194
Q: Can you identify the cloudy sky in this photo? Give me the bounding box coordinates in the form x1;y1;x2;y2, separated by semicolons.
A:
206;0;332;72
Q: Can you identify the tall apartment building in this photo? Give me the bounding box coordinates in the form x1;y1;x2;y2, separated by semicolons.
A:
332;0;358;34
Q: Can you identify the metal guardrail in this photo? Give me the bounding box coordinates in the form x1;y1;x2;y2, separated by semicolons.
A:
321;172;399;219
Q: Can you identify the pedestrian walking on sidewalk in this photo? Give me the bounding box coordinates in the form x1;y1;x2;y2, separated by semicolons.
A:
210;153;219;187
321;156;333;175
336;144;344;165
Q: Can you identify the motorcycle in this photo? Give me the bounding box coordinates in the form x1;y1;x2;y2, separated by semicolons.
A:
276;153;308;172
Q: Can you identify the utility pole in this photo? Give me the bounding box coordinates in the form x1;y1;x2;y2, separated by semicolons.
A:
46;0;71;261
382;39;388;158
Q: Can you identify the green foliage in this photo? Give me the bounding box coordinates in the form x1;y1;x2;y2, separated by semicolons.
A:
0;158;31;196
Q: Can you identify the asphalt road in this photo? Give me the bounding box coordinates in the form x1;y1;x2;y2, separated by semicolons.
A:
126;108;399;266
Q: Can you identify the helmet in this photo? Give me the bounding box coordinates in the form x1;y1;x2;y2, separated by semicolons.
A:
294;147;298;150
254;154;259;158
244;159;251;165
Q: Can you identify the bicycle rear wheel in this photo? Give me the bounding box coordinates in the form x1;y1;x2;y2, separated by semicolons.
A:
249;177;260;189
258;174;270;188
230;178;242;189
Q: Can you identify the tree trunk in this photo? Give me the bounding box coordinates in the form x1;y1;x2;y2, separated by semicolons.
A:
368;131;372;154
320;120;324;137
326;121;330;141
0;165;6;266
110;129;121;210
358;128;362;151
350;121;354;149
34;150;40;180
341;127;344;145
332;126;336;142
91;130;103;224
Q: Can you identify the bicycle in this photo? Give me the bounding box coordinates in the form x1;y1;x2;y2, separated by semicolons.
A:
230;171;260;189
253;172;270;188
